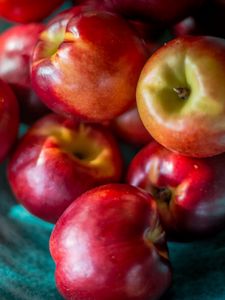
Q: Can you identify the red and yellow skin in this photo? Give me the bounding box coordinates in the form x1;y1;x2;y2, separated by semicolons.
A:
31;9;148;123
0;80;19;163
75;0;204;24
7;114;123;223
0;0;64;23
127;142;225;239
50;184;172;300
0;24;49;124
137;36;225;157
112;106;153;146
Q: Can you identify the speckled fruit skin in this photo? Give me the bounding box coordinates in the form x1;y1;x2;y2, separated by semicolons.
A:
0;24;49;124
31;9;148;123
137;36;225;157
75;0;204;24
0;80;19;163
127;142;225;239
7;114;123;223
50;184;172;300
113;106;153;146
0;0;64;23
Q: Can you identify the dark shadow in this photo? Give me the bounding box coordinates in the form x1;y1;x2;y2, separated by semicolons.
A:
0;161;17;216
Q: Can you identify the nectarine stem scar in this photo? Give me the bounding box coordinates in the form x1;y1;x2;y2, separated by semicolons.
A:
173;87;190;100
151;187;172;204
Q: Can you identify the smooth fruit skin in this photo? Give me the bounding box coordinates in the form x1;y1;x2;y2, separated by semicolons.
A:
112;106;153;146
172;17;199;37
0;80;19;163
137;36;225;157
127;142;225;239
0;0;64;23
31;10;148;122
50;184;172;300
7;114;123;223
0;24;49;124
76;0;204;24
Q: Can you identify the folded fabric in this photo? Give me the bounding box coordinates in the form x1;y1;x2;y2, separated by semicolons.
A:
0;161;225;300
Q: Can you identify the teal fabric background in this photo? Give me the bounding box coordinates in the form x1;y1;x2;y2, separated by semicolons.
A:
1;156;225;300
0;1;225;299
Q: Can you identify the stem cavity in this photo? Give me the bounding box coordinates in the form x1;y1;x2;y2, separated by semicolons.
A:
173;87;190;100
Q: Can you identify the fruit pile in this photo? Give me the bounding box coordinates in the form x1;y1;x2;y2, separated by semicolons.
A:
0;0;224;299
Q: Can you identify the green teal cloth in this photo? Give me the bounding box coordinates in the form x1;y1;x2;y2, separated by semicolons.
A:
0;2;225;298
1;159;225;300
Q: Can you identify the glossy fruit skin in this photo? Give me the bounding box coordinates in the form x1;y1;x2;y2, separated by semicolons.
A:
112;106;153;146
7;114;123;223
50;184;172;300
31;10;148;122
0;24;49;124
0;80;19;163
137;36;225;157
172;17;199;37
0;0;64;23
76;0;204;24
127;142;225;239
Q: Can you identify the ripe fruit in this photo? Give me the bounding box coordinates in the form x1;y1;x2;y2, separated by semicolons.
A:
127;142;225;239
50;184;172;300
8;114;122;223
0;0;64;23
137;36;225;157
31;10;147;122
0;23;49;123
112;106;153;146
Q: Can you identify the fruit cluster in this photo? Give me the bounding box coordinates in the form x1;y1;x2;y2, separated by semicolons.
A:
0;0;224;299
